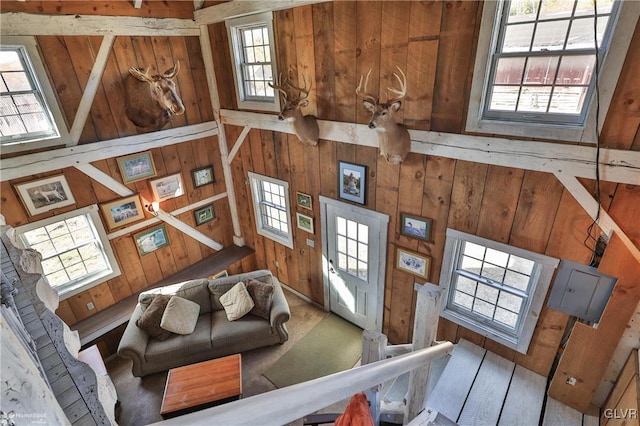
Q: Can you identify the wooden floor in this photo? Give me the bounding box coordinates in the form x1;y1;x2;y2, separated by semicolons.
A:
425;339;599;426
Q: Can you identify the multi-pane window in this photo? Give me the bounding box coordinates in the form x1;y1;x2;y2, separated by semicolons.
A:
16;206;120;300
484;0;620;125
0;46;59;144
248;172;293;248
440;229;558;353
336;217;368;280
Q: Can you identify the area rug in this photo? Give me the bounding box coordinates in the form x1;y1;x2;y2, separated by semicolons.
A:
263;313;363;388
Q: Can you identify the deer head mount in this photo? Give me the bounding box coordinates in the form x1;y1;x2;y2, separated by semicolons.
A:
356;66;411;165
269;74;319;147
124;62;185;130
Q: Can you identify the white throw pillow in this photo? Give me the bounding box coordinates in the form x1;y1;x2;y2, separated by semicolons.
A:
219;282;255;321
160;296;200;335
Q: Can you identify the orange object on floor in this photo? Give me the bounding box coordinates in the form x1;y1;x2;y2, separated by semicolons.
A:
334;393;373;426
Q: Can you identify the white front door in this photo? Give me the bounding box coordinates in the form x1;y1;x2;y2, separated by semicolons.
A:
320;196;388;331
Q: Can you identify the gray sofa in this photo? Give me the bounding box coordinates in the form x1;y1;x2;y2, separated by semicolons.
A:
117;269;290;377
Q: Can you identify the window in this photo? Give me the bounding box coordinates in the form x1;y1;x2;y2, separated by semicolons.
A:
467;0;636;143
226;12;280;112
248;172;293;248
440;229;558;353
15;205;120;300
1;37;68;152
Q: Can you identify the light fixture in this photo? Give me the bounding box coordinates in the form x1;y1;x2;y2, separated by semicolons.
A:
146;201;160;216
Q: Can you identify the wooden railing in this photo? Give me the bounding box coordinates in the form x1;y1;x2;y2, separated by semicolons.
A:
149;341;453;426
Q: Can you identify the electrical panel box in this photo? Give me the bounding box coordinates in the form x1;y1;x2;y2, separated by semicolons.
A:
547;259;617;323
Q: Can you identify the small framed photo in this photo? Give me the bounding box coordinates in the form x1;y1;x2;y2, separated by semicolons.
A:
209;270;229;280
339;161;366;205
396;247;431;281
134;224;170;256
100;195;145;230
297;192;312;210
194;204;215;226
192;165;215;188
149;173;184;202
15;175;76;216
400;213;433;242
117;151;156;183
296;212;314;234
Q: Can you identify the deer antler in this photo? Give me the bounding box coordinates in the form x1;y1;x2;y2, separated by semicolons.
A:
285;74;311;102
355;69;378;104
386;66;407;104
269;73;290;102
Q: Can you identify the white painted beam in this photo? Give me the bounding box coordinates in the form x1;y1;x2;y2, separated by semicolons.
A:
194;0;327;24
220;110;640;186
68;35;115;146
227;126;251;163
1;122;218;181
0;13;200;36
133;0;143;9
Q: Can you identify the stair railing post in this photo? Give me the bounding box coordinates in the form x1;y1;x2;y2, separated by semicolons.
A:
404;283;442;424
362;330;388;425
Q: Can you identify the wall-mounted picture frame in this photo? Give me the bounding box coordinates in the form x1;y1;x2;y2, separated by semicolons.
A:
134;224;170;256
194;204;215;226
396;247;431;281
296;192;312;210
400;213;433;242
117;151;156;184
210;270;229;280
100;195;145;230
149;173;185;202
296;212;314;234
339;161;366;205
14;175;76;216
191;165;215;188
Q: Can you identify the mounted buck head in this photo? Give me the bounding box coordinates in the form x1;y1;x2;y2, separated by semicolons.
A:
356;66;411;164
269;74;319;147
124;62;185;130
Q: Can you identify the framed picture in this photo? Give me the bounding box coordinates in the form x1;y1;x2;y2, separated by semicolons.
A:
194;204;215;226
149;173;185;202
100;195;145;230
117;151;156;183
134;224;170;256
14;175;76;216
396;247;431;281
296;212;314;234
297;192;312;210
192;165;215;188
400;213;433;242
339;161;366;204
210;270;229;280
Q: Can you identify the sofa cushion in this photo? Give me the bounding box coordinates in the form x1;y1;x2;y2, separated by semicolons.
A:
136;294;173;340
209;270;273;310
145;313;213;365
210;310;274;348
139;278;212;313
246;279;274;319
161;296;200;335
220;282;254;321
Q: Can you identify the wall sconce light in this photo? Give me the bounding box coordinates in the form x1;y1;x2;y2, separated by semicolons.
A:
146;201;160;216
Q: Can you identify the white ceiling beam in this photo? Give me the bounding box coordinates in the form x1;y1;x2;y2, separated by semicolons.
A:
0;12;200;36
220;110;640;186
133;0;143;9
194;0;205;11
194;0;327;24
0;122;218;181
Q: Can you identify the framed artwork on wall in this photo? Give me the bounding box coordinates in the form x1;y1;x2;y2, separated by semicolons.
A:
191;165;215;188
194;204;215;226
100;195;145;230
149;173;185;202
117;151;157;183
338;161;366;205
14;175;76;216
396;247;431;281
400;213;433;242
296;192;312;210
296;212;314;234
134;224;170;256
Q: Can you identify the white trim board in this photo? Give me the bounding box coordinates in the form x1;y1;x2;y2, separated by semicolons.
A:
194;0;327;24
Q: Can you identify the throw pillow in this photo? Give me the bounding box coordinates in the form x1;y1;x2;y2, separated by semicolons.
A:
245;279;274;320
219;282;254;321
160;296;201;335
136;294;173;340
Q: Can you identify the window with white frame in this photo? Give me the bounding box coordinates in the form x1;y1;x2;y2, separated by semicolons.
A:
15;205;120;300
1;37;69;152
226;12;280;112
466;0;636;143
248;172;293;248
440;229;559;353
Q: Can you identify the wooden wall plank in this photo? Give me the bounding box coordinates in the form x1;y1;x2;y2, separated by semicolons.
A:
333;1;357;123
476;166;524;244
312;2;335;120
608;184;640;246
379;1;409;123
355;1;382;126
602;350;639;426
447;160;487;234
293;5;317;116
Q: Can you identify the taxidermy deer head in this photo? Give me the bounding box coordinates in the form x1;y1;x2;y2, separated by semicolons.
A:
356;66;411;165
124;62;185;130
269;74;319;147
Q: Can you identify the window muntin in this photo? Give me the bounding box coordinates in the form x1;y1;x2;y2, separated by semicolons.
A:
483;0;620;126
248;172;293;248
336;216;369;280
0;46;59;144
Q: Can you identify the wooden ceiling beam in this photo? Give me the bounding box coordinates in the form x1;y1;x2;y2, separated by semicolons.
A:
194;0;327;24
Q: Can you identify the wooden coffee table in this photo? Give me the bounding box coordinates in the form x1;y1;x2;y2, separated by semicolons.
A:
160;354;242;419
